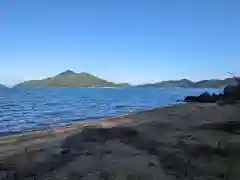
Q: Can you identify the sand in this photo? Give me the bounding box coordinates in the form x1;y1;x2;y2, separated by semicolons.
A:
0;103;240;180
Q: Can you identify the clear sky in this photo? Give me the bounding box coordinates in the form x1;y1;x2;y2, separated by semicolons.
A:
0;0;239;86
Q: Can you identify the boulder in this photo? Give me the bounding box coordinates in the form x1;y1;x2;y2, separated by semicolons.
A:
224;85;240;100
184;96;198;102
224;85;236;96
197;92;216;103
184;92;224;103
212;93;224;101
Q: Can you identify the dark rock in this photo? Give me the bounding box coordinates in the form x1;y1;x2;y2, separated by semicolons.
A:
212;93;218;98
184;96;198;102
224;85;236;95
224;84;240;100
184;92;218;103
197;92;215;103
184;91;225;103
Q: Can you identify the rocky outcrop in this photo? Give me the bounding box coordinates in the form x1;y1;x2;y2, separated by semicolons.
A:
184;92;224;103
185;84;240;103
224;85;240;100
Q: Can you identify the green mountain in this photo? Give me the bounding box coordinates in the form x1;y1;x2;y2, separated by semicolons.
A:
14;71;128;88
138;78;240;89
138;79;195;88
194;78;238;88
12;71;239;89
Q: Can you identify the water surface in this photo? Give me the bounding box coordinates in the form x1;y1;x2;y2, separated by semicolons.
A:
0;88;220;134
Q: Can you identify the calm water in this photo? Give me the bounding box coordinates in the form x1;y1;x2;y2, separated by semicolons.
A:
0;88;221;134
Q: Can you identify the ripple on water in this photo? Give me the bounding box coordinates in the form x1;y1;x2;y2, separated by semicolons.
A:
0;88;221;134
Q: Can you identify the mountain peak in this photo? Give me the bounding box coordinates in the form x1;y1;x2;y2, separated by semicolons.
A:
58;70;76;76
14;71;122;88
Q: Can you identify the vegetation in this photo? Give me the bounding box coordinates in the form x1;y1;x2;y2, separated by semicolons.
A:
8;71;240;89
14;70;130;88
138;79;194;88
138;77;240;88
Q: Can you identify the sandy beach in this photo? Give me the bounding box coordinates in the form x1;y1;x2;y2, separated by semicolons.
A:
0;102;240;180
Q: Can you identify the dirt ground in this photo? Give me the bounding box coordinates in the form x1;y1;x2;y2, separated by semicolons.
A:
0;103;240;180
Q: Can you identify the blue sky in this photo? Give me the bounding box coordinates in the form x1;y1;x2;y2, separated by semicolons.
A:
0;0;239;86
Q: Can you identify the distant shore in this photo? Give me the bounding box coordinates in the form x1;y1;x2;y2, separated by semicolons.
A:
12;70;239;89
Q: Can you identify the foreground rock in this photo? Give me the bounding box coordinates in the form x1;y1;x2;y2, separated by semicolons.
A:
0;103;240;180
184;92;224;103
185;84;240;103
224;85;240;101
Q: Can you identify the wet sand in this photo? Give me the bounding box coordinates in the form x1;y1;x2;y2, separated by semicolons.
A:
0;103;240;180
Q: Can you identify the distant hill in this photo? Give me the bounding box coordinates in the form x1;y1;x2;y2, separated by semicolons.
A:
117;83;132;87
137;77;240;89
12;71;240;89
138;79;195;88
0;84;8;89
14;71;129;88
194;78;238;88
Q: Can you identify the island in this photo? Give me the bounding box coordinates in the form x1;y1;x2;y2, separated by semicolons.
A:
14;70;130;88
11;71;240;89
137;77;240;89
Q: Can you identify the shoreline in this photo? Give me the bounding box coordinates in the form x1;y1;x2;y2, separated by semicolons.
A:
0;103;189;157
1;102;239;179
0;102;184;140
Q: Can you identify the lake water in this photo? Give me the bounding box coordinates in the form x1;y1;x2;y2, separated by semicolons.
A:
0;88;221;134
